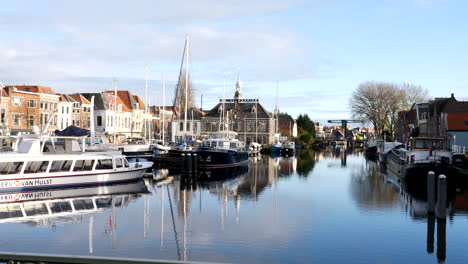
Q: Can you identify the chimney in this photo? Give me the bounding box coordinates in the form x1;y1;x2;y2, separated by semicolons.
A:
451;93;454;98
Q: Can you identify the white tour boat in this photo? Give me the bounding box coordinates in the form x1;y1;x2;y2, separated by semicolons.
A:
0;136;153;192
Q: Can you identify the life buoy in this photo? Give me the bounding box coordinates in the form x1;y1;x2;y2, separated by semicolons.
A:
14;194;21;201
14;180;22;187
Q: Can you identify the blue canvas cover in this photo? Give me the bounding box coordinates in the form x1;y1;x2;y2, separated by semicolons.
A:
55;126;90;137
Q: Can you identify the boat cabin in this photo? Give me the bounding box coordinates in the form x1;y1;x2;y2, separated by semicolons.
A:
0;155;131;176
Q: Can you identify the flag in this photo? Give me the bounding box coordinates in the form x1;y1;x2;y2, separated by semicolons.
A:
429;140;436;157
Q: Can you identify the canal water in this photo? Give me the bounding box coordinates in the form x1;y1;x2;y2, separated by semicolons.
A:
0;149;467;263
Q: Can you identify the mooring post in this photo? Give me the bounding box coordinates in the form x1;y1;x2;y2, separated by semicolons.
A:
436;175;447;219
192;153;198;173
181;153;186;173
186;153;192;173
427;171;436;214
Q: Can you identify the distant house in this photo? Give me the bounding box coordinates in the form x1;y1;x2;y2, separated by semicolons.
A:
278;114;297;138
398;94;468;149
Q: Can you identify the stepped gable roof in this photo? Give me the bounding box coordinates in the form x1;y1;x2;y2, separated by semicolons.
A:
68;94;91;104
205;99;272;119
81;93;108;110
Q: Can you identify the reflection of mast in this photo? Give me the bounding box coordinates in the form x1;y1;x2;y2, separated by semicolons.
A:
167;186;181;260
160;187;165;248
144;194;149;239
183;189;187;261
89;215;94;254
275;162;278;223
111;197;117;248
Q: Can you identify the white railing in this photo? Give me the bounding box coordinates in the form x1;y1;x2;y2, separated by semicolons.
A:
452;145;467;154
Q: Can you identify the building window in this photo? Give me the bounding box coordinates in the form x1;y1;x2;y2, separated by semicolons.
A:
28;99;37;108
97;116;102;126
180;122;184;131
12;97;22;107
28;115;35;127
465;121;468;126
12;113;22;126
66;107;69;114
0;109;5;124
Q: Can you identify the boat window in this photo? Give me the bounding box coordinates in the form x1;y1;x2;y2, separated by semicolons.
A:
0;162;24;174
114;197;123;207
212;142;217;148
95;197;113;208
73;199;94;210
62;160;73;171
0;205;23;219
115;158;123;168
23;203;49;216
73;160;94;172
95;159;113;170
24;161;49;173
49;201;73;213
123;159;130;168
230;142;237;149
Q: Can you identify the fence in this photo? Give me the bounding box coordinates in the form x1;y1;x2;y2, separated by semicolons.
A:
452;145;467;154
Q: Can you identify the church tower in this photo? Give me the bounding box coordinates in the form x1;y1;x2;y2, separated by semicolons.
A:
234;72;243;100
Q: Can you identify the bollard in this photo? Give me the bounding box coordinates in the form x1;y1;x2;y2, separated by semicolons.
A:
427;171;435;214
181;153;186;172
186;153;192;173
192;153;198;173
436;175;447;219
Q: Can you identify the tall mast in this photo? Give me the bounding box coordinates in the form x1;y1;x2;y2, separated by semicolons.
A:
275;81;279;135
255;97;258;143
162;72;166;145
113;79;118;145
145;65;148;142
183;35;189;140
90;96;95;145
223;75;226;131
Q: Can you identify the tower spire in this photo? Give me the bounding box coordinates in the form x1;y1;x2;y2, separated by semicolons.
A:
234;71;243;100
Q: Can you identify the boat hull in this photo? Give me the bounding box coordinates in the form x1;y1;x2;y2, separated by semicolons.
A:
0;164;152;193
197;148;249;168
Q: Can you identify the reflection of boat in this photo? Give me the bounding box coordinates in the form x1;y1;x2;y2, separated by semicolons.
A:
196;131;249;168
0;181;148;223
198;165;249;181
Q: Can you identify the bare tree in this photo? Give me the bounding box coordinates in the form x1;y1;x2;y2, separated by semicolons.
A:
350;81;430;139
174;69;195;116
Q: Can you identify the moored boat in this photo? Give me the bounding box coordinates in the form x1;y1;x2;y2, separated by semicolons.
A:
386;137;453;182
0;137;153;192
196;131;249;169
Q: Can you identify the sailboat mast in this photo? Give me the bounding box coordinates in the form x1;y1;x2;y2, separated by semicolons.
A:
255;97;258;142
275;80;279;135
223;75;226;131
113;79;118;145
183;35;189;140
145;65;148;142
162;72;166;145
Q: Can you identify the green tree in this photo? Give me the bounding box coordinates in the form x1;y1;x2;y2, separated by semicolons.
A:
297;114;315;136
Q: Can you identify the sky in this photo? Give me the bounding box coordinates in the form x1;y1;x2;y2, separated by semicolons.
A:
1;0;468;123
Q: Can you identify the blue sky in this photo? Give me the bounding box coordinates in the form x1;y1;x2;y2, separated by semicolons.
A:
1;0;467;122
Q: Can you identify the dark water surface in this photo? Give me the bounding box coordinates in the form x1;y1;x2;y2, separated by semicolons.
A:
1;149;468;263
